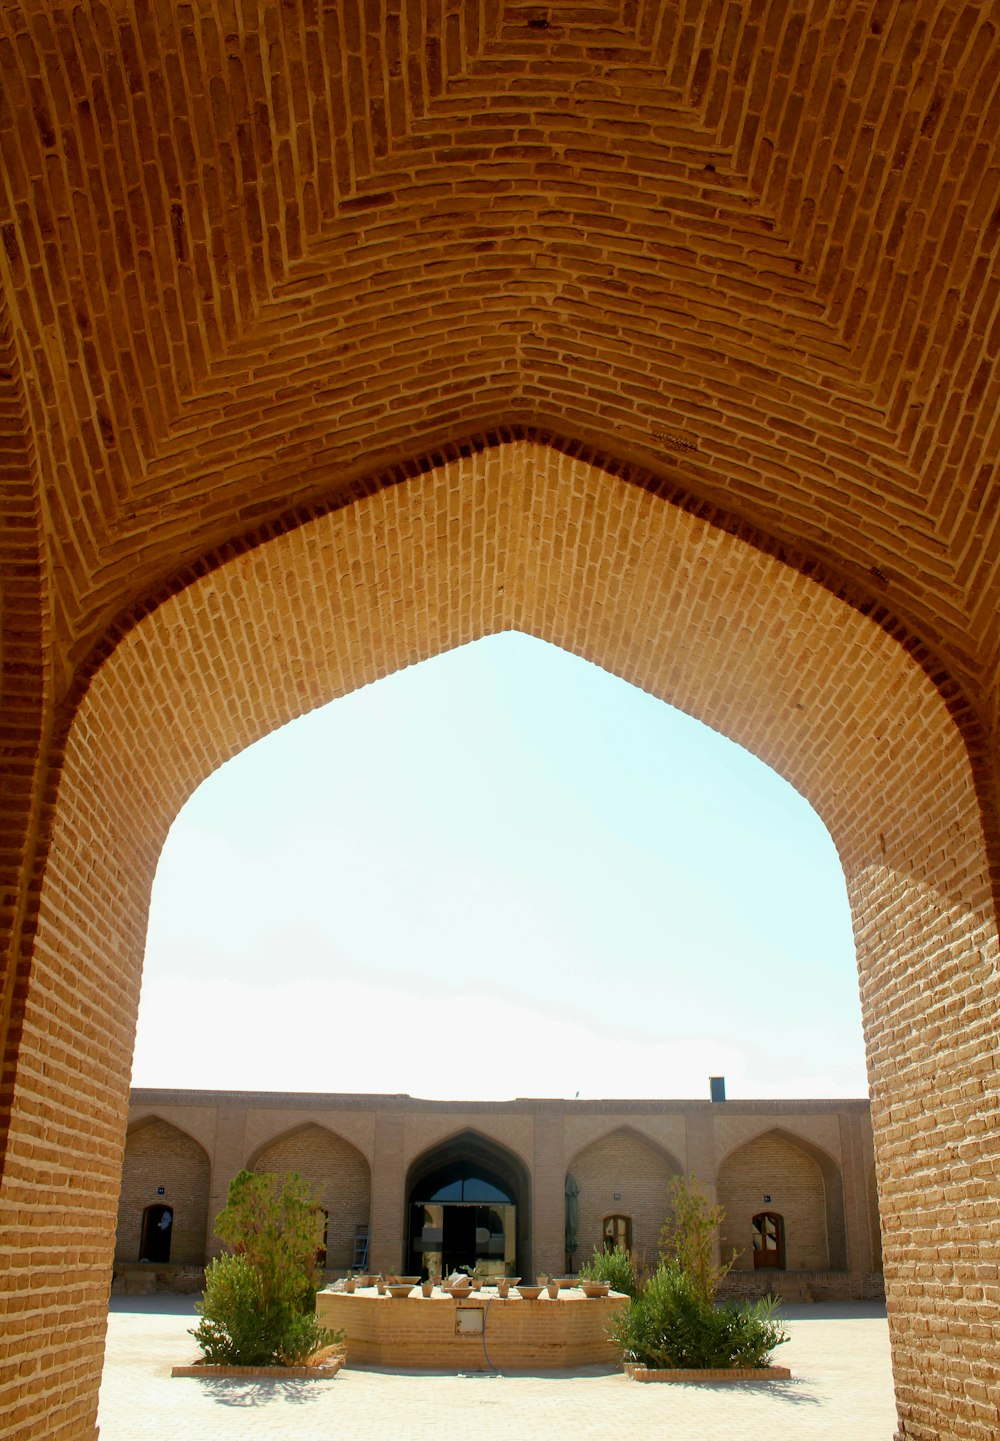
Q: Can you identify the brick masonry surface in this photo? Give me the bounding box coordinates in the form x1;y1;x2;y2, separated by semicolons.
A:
252;1125;371;1271
115;1118;211;1269
718;1131;830;1272
2;6;1000;1441
315;1288;628;1370
570;1125;681;1269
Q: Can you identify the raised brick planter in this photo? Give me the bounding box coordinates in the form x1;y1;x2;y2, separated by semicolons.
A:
171;1358;342;1380
625;1363;791;1383
317;1285;628;1370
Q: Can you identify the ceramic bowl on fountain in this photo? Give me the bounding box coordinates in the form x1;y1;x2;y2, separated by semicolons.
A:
515;1284;543;1300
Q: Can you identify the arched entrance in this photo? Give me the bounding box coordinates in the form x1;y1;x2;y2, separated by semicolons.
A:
405;1132;530;1280
116;1117;211;1268
3;439;997;1441
567;1126;683;1266
249;1124;372;1274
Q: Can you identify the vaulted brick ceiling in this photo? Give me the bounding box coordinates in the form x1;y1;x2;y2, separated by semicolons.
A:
1;0;998;712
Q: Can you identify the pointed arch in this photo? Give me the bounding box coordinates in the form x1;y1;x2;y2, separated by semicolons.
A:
249;1123;371;1272
566;1123;684;1176
4;435;995;1440
405;1129;531;1279
717;1127;846;1272
115;1117;211;1267
404;1122;533;1176
569;1124;683;1267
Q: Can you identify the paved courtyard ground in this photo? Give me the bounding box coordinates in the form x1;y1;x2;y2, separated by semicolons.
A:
99;1295;897;1440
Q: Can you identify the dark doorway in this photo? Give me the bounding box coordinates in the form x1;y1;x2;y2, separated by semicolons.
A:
139;1204;173;1262
442;1203;477;1273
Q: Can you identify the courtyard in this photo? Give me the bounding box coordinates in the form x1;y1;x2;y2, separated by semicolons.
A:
100;1295;896;1441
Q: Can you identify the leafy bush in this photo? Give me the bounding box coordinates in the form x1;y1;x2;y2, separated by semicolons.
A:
190;1170;342;1367
578;1242;639;1299
192;1253;278;1366
608;1262;788;1371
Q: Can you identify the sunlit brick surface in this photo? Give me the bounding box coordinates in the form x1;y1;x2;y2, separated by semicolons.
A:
115;1118;211;1270
569;1126;681;1266
719;1131;831;1273
1;5;1000;1439
251;1125;372;1273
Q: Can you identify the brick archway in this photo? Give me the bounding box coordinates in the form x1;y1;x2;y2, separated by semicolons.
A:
717;1128;846;1273
115;1117;211;1270
1;438;997;1439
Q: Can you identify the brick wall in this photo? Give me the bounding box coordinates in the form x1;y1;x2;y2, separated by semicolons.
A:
253;1125;371;1271
571;1127;681;1271
718;1131;830;1272
115;1119;210;1268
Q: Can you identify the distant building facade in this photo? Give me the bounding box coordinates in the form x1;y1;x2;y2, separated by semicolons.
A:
117;1088;883;1301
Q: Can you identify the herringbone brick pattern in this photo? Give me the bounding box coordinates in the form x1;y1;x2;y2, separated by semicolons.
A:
0;2;998;683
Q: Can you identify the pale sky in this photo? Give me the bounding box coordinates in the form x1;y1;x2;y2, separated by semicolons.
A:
132;631;869;1102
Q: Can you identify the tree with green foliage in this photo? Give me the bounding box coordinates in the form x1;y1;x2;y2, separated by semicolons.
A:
658;1173;738;1303
191;1169;342;1367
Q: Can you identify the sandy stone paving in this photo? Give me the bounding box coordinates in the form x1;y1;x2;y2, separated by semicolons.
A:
98;1297;896;1440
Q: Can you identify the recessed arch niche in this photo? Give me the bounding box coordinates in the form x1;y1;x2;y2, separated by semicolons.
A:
717;1128;847;1273
568;1126;683;1266
115;1117;210;1267
249;1124;372;1273
11;437;999;1438
405;1129;532;1279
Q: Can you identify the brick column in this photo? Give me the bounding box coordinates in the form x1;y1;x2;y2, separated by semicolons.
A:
532;1113;565;1280
686;1106;721;1264
840;1109;874;1275
203;1102;249;1261
369;1111;406;1274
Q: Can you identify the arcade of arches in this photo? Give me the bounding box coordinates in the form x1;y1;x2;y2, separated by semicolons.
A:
116;1091;880;1303
1;6;1000;1440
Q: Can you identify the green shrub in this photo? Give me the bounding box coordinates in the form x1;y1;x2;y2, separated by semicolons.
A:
191;1253;278;1366
608;1262;788;1371
578;1243;639;1299
190;1170;342;1367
